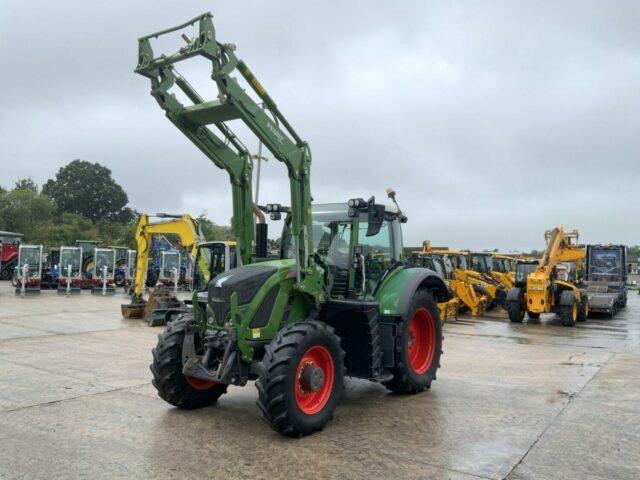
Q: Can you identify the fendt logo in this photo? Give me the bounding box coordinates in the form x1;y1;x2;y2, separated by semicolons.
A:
266;122;284;144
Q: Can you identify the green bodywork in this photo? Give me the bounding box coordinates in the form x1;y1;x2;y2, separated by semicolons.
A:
136;13;448;372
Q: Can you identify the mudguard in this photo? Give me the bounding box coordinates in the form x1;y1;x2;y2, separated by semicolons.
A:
507;287;521;303
375;267;450;317
559;289;575;306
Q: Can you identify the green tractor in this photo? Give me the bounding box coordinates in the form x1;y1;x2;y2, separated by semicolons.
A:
136;13;450;436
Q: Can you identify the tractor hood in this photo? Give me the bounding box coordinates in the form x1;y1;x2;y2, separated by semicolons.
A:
207;260;295;325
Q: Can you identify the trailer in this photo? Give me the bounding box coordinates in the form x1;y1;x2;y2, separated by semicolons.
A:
583;244;627;317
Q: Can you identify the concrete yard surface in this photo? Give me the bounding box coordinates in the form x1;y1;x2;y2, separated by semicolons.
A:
0;282;639;480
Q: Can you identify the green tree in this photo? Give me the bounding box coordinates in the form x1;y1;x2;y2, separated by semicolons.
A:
197;214;234;241
42;160;133;223
0;188;57;240
14;177;38;192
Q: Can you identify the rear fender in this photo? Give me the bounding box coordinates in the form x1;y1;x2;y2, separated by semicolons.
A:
375;267;450;317
559;289;576;306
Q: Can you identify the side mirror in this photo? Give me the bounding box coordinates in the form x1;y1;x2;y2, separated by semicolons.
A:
366;204;385;237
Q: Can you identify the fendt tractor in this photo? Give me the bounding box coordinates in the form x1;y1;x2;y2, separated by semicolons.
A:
507;226;588;327
583;244;627;317
134;13;449;436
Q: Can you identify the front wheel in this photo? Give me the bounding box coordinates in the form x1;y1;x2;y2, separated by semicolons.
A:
559;302;578;327
508;301;525;323
150;315;228;409
114;272;125;288
256;320;344;437
384;290;442;394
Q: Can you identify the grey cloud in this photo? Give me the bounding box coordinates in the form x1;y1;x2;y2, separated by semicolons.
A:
1;0;639;250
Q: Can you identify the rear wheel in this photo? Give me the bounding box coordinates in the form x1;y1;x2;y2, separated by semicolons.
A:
150;314;228;409
256;320;344;437
384;290;442;394
508;301;525;323
559;302;578;327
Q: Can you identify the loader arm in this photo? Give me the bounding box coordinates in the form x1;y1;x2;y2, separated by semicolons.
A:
135;13;316;295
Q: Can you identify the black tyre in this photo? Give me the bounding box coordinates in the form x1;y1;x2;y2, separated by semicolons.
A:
1;265;12;281
114;272;125;288
146;269;159;288
620;293;627;308
494;288;507;309
383;290;443;394
559;302;578;327
150;314;228;409
508;301;525;323
256;320;344;437
576;296;588;322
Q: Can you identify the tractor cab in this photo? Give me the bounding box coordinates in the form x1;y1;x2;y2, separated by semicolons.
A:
280;200;405;300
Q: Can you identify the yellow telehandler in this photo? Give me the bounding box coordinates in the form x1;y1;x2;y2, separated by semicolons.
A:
507;226;588;326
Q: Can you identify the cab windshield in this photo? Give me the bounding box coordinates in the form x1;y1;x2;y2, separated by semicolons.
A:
589;248;623;281
515;263;537;284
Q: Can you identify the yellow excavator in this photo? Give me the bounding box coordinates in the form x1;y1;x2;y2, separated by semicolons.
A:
418;242;487;317
121;213;235;324
506;226;588;327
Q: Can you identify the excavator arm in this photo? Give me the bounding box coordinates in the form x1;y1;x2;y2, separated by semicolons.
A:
122;213;203;318
135;13;315;290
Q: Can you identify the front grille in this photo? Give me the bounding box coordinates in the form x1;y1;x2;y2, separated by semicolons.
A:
210;296;230;326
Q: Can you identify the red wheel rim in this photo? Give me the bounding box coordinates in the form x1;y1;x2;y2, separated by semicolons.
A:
407;308;436;374
295;345;334;415
185;376;216;391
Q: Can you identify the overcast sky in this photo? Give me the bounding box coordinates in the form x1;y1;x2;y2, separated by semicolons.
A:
1;1;639;251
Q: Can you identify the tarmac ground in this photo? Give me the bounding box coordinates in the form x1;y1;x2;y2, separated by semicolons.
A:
0;282;638;479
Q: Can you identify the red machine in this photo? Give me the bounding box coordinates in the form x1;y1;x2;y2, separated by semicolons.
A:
0;231;24;281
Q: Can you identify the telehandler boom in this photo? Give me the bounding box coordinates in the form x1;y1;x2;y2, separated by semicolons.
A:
507;226;588;326
135;12;450;436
